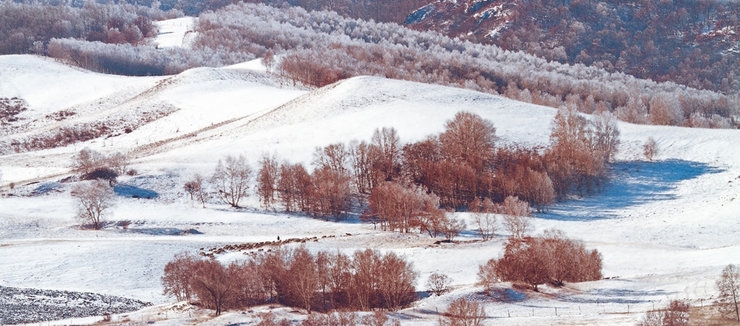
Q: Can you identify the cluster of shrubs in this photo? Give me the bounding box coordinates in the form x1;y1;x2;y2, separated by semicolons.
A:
161;247;417;315
3;106;175;155
0;97;27;125
478;229;603;292
72;148;132;181
257;310;399;326
638;300;690;326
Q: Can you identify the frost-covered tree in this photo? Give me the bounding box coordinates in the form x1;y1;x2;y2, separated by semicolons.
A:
477;258;500;293
501;196;532;239
71;180;115;230
210;155;252;208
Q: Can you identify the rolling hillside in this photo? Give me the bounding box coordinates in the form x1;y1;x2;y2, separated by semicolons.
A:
0;55;739;325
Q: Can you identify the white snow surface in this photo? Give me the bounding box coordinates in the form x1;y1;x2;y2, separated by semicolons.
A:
153;17;197;49
1;55;739;325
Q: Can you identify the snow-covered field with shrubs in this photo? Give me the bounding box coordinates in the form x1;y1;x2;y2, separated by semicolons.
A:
0;52;739;325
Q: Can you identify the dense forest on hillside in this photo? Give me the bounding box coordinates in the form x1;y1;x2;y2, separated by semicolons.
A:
408;0;740;95
11;0;738;95
1;1;738;128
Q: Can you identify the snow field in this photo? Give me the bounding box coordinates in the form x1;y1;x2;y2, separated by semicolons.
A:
0;54;739;325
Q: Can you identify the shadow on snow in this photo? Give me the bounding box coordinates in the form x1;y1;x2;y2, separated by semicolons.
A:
559;288;675;304
537;159;722;221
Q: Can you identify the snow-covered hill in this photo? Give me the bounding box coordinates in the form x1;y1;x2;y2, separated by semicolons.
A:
0;55;739;325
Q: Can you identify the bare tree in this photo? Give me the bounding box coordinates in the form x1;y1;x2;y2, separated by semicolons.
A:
327;251;353;309
262;50;275;72
311;166;352;219
477;259;500;293
369;127;403;184
350;249;380;311
313;143;349;176
591;111;621;163
257;154;280;209
106;151;130;175
72;148;105;174
426;272;452;296
276;162;300;212
664;300;690;325
716;264;740;322
540;229;602;286
162;252;198;302
441;216;466;241
376;251;418;310
348;140;373;194
473;198;497;241
190;259;238;316
547;106;614;197
495;238;550;291
287;246;319;314
272;162;317;214
71;180;115;230
440;298;486;326
350;249;417;311
184;174;207;208
439;111;496;172
210;155;252;208
302;311;357;326
161;247;418;314
501;196;532;239
643;137;658;161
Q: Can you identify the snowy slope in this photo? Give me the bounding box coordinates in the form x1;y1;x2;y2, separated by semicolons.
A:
153;17;197;49
0;56;305;185
1;54;739;325
0;55;161;116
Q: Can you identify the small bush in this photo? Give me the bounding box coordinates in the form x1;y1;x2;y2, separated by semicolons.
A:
486;230;602;291
638;299;690;326
81;167;119;183
643;137;658;161
426;272;452;296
